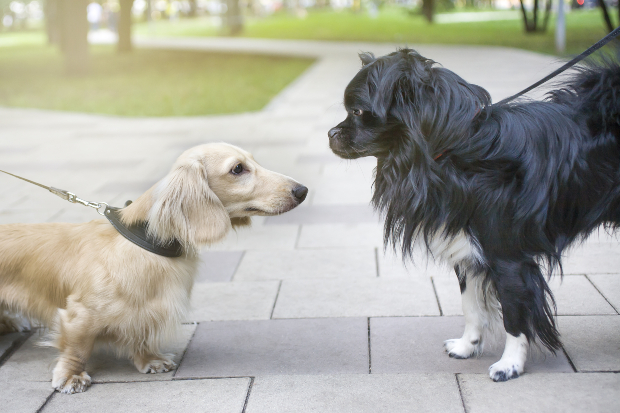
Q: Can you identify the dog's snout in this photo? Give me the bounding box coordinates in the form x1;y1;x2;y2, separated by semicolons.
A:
328;127;340;140
292;185;308;202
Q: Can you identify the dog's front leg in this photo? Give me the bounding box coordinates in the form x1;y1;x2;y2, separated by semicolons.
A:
444;266;487;358
52;299;95;394
132;351;177;374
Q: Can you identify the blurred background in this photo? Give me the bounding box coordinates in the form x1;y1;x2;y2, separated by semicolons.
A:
0;0;617;117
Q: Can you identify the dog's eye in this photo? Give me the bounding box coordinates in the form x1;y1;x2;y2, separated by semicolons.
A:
231;163;244;175
352;109;363;116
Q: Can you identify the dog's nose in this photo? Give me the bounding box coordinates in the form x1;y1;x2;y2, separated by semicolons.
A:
328;127;340;140
292;185;308;202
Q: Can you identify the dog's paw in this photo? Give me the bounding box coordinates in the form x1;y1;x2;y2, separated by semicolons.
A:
489;359;523;382
0;314;31;335
52;371;92;394
444;338;482;359
139;358;177;374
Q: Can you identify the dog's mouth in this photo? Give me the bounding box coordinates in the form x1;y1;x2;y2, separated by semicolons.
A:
244;193;306;216
330;145;370;160
329;135;371;159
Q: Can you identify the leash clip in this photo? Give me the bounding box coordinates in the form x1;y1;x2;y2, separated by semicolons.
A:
65;191;108;216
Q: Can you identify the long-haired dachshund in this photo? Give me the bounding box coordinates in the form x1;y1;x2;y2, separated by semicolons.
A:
0;143;307;393
329;49;620;381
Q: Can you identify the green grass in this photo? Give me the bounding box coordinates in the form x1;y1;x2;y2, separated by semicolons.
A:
135;7;614;56
0;44;314;117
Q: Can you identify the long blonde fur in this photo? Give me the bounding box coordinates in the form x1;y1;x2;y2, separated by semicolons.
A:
0;143;305;394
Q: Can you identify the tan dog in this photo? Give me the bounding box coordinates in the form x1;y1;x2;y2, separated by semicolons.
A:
0;143;307;394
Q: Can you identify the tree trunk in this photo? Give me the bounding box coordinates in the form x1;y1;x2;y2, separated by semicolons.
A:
59;0;89;75
542;0;552;32
188;0;197;17
598;0;614;33
118;0;134;53
225;0;243;35
519;0;533;31
45;0;62;45
422;0;434;23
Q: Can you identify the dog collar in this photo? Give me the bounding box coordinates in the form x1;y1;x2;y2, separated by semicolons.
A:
104;206;183;258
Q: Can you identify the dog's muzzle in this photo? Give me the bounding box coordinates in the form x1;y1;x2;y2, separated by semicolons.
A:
328;127;362;159
292;185;308;203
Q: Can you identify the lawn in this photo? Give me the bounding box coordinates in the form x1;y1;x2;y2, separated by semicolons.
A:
0;43;314;117
135;7;615;56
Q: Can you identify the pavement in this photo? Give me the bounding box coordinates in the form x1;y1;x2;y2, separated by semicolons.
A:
0;37;619;412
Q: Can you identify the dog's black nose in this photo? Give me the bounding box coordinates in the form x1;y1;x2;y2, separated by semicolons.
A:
328;127;340;140
292;186;308;202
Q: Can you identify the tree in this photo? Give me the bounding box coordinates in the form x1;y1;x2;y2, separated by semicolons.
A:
118;0;135;52
224;0;243;35
422;0;434;23
598;0;615;33
519;0;553;33
58;0;90;75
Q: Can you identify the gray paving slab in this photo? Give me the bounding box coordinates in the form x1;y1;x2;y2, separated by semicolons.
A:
588;274;620;312
41;378;250;413
245;374;464;413
264;204;379;225
559;315;620;372
0;208;58;224
0;380;54;413
297;223;383;248
233;247;377;281
210;223;300;251
176;318;368;377
0;325;195;383
87;324;196;383
562;242;620;274
272;277;440;318
0;331;29;363
0;332;59;382
195;250;245;283
378;249;452;278
549;275;617;315
188;281;280;321
311;162;376;205
459;373;620;413
432;275;464;316
370;317;573;374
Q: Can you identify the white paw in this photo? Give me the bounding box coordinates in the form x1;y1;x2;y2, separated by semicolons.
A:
444;338;482;359
489;358;523;382
0;314;31;335
140;358;177;374
53;371;92;394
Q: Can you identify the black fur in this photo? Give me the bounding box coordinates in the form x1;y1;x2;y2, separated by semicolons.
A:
328;49;620;352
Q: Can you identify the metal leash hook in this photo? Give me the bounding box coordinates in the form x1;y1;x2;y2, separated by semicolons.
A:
0;169;110;217
48;186;108;216
67;192;109;216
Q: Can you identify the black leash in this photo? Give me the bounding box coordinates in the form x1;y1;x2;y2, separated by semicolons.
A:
0;169;182;258
496;26;620;106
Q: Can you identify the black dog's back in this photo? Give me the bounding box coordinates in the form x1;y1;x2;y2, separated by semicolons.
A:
329;49;620;359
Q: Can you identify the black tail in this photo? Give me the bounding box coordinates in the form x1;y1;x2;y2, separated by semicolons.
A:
551;52;620;140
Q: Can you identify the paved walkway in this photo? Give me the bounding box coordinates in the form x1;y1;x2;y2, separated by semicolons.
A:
1;38;619;412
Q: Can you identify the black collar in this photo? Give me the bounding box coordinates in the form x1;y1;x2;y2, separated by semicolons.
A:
104;206;183;258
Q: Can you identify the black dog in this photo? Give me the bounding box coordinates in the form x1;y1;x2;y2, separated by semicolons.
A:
328;49;620;381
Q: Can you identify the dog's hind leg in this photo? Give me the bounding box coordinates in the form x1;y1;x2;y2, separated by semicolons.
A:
51;298;95;394
444;266;488;358
0;304;30;335
488;258;560;382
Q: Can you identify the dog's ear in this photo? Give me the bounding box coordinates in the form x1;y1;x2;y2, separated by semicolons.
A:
230;217;251;228
146;161;231;251
359;52;375;66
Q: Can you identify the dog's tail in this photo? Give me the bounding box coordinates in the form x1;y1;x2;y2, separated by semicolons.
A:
551;52;620;140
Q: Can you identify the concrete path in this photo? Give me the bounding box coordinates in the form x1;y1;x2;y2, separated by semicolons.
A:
1;38;618;412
